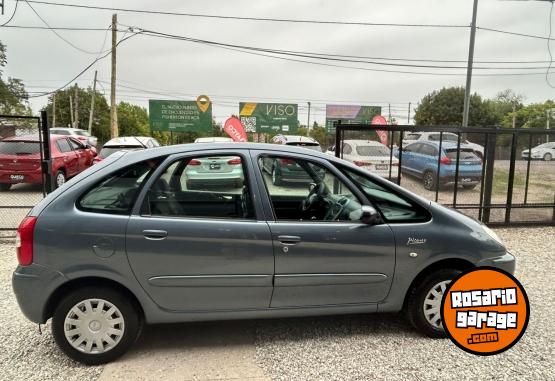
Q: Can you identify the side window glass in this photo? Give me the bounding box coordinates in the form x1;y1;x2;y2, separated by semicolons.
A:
147;155;253;219
340;166;430;223
78;159;163;214
258;156;362;222
56;138;72;153
68;138;82;150
342;143;352;155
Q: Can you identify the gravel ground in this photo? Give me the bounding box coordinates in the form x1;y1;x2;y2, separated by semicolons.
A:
0;227;553;381
254;227;555;381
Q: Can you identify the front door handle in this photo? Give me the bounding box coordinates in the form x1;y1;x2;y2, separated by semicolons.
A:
278;235;301;245
143;230;168;240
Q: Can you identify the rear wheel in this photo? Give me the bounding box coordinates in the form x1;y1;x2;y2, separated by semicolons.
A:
544;153;552;162
52;287;142;365
54;170;66;189
406;268;462;338
272;166;282;186
422;171;437;191
0;183;11;191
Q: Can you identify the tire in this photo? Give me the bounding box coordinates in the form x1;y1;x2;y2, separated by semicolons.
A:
52;287;142;365
0;183;11;191
272;166;282;186
54;170;66;189
406;268;462;338
422;171;437;191
544;153;552;162
462;184;477;190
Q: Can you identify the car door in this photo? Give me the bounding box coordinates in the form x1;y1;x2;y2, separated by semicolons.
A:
251;150;396;308
125;149;274;312
56;138;79;177
400;143;419;174
68;137;91;170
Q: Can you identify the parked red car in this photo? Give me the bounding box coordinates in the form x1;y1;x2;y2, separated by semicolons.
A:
0;134;97;190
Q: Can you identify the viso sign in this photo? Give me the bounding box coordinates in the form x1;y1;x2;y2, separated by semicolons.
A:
325;105;382;133
239;102;298;133
149;97;212;132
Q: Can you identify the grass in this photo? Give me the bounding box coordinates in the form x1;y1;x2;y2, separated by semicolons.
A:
492;169;554;203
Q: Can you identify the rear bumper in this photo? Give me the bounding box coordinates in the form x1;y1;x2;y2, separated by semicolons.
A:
0;170;43;184
12;263;68;324
441;175;481;185
477;252;516;274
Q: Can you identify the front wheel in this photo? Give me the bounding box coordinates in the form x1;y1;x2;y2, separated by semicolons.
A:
54;170;66;189
52;287;142;365
422;171;437;191
544;153;552;162
406;268;462;338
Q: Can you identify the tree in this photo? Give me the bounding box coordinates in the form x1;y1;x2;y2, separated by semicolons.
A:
43;85;111;143
0;41;31;115
117;102;149;137
502;100;555;129
414;87;499;127
309;122;327;145
489;89;525;128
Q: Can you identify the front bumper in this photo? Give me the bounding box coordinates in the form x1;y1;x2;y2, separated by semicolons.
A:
477;252;516;274
12;263;67;324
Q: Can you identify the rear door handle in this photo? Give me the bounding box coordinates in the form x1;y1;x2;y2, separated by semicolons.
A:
143;230;168;240
278;235;301;245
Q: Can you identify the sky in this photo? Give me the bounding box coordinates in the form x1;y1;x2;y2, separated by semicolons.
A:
1;0;554;126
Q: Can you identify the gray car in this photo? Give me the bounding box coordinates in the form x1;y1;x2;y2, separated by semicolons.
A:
12;143;515;364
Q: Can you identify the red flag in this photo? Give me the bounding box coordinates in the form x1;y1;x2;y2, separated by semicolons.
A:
371;115;388;146
224;116;248;142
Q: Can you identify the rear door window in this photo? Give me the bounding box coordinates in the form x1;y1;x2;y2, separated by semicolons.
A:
419;144;438;156
0;141;41;155
56;138;73;153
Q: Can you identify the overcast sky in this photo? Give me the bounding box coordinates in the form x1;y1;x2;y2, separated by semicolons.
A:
1;0;554;125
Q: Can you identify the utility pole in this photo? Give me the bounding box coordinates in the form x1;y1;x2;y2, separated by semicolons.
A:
88;70;97;134
74;84;79;129
512;102;516;129
307;102;311;136
407;102;411;124
110;13;119;138
52;93;56;128
69;94;74;127
462;0;479;127
388;103;392;123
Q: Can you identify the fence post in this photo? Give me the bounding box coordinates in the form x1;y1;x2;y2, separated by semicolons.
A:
481;133;497;223
505;131;518;224
40;111;53;194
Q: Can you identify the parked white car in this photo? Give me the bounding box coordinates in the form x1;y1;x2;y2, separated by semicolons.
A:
402;132;484;159
50;127;98;147
521;142;554;161
327;139;399;181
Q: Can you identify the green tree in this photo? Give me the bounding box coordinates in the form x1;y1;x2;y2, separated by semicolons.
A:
488;89;525;128
43;85;111;143
414;86;499;127
0;41;31;115
502;100;555;129
309;122;327;145
117;102;149;137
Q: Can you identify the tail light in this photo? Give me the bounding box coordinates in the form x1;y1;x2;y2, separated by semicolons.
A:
16;216;37;266
440;156;452;165
279;158;295;165
353;160;366;167
188;159;201;165
227;158;242;165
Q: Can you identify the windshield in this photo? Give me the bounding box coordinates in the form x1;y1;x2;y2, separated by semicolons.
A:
405;133;421;140
100;146;144;159
0;141;41;155
74;130;91;137
445;149;480;160
286;142;322;151
356;145;390;157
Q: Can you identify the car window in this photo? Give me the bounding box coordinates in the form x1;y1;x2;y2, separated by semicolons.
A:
146;155;253;219
68;138;84;150
0;141;41;155
99;145;143;159
445;149;480;160
419;144;437;156
51;129;69;135
405;133;421;140
429;133;458;142
78;159;163;215
340;167;431;223
405;143;420;153
258;155;362;222
342;143;352;155
56;138;72;153
356;145;390;157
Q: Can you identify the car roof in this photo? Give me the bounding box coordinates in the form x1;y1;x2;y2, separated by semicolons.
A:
343;139;385;147
195;137;233;143
103;136;152;146
414;141;472;150
50;127;86;132
275;135;318;144
1;134;66;142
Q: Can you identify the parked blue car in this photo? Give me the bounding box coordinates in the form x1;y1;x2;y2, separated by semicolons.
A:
394;141;483;190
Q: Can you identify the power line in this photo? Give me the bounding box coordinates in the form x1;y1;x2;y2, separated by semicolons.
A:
24;0;467;28
477;26;555;41
1;24;119;31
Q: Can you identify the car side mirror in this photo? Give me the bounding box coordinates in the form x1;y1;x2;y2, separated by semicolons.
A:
360;205;382;225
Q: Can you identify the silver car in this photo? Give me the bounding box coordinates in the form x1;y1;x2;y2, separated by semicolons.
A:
12;143;515;364
50;127;98;148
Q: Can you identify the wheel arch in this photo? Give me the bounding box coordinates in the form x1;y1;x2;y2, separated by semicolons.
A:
43;276;145;323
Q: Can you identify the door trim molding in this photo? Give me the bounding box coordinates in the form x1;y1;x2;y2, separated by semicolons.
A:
148;274;272;287
275;273;387;287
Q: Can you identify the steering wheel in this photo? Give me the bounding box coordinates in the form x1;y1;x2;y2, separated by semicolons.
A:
324;196;351;221
301;182;327;213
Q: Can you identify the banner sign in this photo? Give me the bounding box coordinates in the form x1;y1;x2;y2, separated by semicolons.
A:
239;102;298;133
371;115;389;146
223;116;248;142
149;97;212;132
325;105;382;133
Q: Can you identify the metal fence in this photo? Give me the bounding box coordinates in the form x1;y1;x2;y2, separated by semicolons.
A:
0;113;50;235
334;123;555;226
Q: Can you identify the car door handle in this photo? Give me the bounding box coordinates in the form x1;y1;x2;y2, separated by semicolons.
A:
278;235;301;245
143;230;168;240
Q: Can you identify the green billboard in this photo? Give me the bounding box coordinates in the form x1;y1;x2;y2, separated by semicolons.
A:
325;105;382;133
149;99;212;132
239;102;298;133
